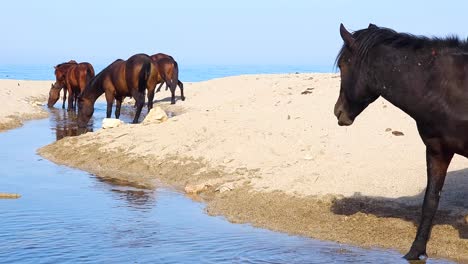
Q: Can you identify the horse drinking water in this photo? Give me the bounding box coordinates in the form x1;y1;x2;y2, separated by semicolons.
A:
335;23;468;260
77;54;156;128
48;60;77;109
48;61;95;111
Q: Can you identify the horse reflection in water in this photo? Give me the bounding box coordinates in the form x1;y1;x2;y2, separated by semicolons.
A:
48;108;91;140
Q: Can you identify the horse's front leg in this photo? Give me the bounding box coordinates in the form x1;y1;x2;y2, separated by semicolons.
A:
66;86;74;112
155;82;164;93
62;88;67;109
133;92;145;124
103;93;113;119
404;147;453;260
115;97;123;119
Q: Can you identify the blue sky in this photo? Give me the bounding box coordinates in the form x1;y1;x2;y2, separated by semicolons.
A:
1;0;468;67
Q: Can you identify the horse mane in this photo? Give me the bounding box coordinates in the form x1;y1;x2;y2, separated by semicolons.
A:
80;59;124;98
335;25;468;67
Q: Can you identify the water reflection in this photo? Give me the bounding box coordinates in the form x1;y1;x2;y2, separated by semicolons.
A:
93;175;157;210
47;102;175;141
47;102;151;141
48;108;90;140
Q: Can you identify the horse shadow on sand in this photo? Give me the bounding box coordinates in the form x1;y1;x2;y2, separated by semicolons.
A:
331;168;468;239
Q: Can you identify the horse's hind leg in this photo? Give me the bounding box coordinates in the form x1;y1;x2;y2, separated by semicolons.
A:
147;86;156;111
178;80;185;101
170;85;176;104
133;92;145;123
404;147;453;260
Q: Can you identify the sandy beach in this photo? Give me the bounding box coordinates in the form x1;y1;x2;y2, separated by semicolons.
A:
0;79;52;131
2;74;466;261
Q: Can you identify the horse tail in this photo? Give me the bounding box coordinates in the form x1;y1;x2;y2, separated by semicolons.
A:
171;61;179;91
138;59;151;94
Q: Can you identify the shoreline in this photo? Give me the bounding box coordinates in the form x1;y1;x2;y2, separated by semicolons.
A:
38;137;468;262
0;75;465;261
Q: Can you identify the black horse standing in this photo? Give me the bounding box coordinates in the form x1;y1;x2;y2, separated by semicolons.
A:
335;23;468;260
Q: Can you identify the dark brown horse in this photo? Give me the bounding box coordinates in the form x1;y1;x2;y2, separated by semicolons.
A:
335;23;468;260
48;60;77;108
149;54;185;105
77;54;156;127
48;61;95;111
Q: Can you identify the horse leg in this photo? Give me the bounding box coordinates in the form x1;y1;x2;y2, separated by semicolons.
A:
147;86;156;111
155;82;164;93
404;147;453;260
115;96;123;119
105;92;114;118
170;84;176;104
133;92;145;124
62;88;67;109
67;85;74;112
178;80;185;101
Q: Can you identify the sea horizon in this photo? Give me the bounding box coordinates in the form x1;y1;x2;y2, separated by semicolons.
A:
0;64;335;83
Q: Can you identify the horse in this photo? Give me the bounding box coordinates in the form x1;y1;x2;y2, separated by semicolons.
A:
77;54;156;128
146;55;185;108
48;60;77;108
48;61;94;111
335;23;468;260
150;53;175;93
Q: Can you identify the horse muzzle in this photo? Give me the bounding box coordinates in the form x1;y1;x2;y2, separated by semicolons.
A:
334;106;354;126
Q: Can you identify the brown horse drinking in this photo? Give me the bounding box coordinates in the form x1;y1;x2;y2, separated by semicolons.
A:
149;54;185;106
48;60;77;108
48;61;95;111
335;23;468;260
77;54;156;127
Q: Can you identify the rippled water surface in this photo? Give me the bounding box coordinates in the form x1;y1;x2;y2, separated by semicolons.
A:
0;106;456;263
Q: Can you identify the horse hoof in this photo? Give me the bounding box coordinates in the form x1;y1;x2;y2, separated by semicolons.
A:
403;250;427;260
182;96;186;101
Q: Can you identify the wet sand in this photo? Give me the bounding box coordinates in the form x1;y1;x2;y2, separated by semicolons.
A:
2;74;466;261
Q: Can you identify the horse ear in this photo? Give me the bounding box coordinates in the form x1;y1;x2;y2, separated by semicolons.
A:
340;23;355;49
368;23;378;29
54;66;57;69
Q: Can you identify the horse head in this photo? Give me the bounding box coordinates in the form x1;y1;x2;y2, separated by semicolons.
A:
334;24;379;126
47;83;62;108
77;94;94;128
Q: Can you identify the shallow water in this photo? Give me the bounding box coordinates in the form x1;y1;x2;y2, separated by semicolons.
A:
0;106;455;263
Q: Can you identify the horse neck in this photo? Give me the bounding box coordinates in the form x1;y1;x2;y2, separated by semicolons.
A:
367;47;446;123
82;75;104;103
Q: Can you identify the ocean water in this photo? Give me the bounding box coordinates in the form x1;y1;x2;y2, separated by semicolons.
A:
0;64;333;82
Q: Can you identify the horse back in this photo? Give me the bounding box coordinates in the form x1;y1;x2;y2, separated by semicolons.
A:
125;54;153;95
156;58;176;79
150;53;174;62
